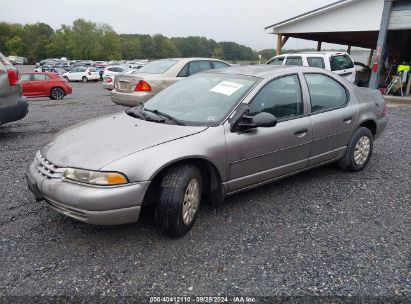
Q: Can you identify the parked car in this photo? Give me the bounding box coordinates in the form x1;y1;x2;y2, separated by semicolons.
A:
102;69;137;90
27;65;387;237
102;65;130;79
0;52;28;125
266;52;356;83
111;58;231;106
42;67;67;76
20;72;72;100
354;62;372;87
62;67;100;83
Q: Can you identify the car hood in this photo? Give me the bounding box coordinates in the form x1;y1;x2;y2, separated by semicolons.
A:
41;112;207;170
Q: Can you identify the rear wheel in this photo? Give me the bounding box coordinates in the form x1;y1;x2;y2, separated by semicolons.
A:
338;127;374;171
82;76;88;83
49;87;65;100
155;164;202;237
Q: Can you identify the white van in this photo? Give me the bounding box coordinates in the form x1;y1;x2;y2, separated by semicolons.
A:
266;52;356;83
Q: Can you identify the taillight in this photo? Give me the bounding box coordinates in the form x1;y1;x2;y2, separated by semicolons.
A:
7;69;20;86
134;80;151;92
107;77;112;83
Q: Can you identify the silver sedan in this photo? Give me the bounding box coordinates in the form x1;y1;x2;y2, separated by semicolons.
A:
111;58;230;106
27;65;388;237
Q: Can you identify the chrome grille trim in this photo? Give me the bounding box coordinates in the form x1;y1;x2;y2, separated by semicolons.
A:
34;151;65;179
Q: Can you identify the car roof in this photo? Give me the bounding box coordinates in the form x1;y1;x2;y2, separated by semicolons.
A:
275;51;348;57
205;64;330;79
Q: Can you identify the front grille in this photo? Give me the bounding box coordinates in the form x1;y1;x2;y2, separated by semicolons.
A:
33;151;64;179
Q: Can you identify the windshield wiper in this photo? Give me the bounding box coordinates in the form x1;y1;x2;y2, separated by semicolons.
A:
143;108;186;126
126;107;164;122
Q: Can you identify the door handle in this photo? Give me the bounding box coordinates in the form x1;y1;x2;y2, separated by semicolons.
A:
294;128;308;137
343;116;353;123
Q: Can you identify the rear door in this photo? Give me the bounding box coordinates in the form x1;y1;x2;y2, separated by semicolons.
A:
303;72;357;166
30;74;50;96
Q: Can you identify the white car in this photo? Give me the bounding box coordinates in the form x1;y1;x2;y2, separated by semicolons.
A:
102;65;130;79
62;67;100;83
266;52;356;83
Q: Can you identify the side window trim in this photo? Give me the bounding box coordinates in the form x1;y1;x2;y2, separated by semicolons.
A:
303;72;350;115
177;63;189;77
247;73;305;122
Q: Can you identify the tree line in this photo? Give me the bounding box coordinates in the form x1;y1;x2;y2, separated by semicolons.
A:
0;19;261;63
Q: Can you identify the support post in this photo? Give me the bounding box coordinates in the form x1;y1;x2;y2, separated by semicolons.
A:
368;49;374;66
347;45;352;54
369;0;394;89
317;41;322;51
276;34;282;56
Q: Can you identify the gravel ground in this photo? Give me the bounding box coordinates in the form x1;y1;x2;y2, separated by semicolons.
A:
0;66;410;303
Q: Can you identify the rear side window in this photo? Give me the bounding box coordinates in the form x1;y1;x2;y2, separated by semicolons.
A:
285;57;303;66
330;55;354;71
307;57;325;69
20;74;31;82
213;61;230;69
248;74;304;119
304;73;348;113
267;57;284;65
33;74;50;81
188;61;212;76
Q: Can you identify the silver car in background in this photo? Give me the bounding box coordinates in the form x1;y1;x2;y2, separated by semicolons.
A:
27;65;387;237
111;57;230;106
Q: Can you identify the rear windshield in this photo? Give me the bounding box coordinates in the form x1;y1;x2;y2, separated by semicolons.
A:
138;60;178;74
0;53;12;65
330;55;354;71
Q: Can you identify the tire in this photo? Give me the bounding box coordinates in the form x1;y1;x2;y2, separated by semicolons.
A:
338;127;374;171
82;76;88;83
49;87;65;100
155;164;202;237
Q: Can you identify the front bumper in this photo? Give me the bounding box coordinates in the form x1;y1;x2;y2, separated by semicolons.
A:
26;158;150;225
111;90;152;107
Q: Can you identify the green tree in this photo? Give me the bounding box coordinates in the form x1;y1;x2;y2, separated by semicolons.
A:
5;35;24;55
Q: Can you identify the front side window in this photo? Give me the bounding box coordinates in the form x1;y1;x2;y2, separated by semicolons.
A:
304;73;348;113
267;57;285;65
188;61;212;76
285;57;303;66
248;75;303;119
138;59;178;74
330;55;354;71
307;57;325;69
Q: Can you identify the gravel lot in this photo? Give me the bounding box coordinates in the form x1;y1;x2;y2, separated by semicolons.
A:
0;66;410;302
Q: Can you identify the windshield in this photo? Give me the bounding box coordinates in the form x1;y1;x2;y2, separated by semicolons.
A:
138;73;259;126
137;59;178;74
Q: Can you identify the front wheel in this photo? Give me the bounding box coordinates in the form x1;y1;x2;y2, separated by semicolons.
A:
338;127;374;171
82;76;88;83
50;87;65;100
155;164;202;237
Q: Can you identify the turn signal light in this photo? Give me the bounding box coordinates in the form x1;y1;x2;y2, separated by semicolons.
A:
135;80;151;92
7;69;20;86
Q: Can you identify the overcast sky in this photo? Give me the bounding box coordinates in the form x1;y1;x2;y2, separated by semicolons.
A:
1;0;340;50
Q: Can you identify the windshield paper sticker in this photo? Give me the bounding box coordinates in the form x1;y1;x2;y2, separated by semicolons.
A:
210;81;243;96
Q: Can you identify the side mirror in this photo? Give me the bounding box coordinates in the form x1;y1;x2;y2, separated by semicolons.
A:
235;112;277;132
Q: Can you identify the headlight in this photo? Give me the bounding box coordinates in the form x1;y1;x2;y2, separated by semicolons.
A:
64;168;128;186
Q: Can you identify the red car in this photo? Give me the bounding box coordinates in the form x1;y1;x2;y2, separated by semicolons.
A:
21;72;72;100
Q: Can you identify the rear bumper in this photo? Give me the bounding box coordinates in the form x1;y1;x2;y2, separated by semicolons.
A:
111;90;152;107
0;96;28;125
26;161;151;225
375;116;388;140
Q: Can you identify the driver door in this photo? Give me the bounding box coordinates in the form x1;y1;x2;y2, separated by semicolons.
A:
224;74;312;194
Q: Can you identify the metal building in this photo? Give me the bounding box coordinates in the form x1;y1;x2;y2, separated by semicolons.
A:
265;0;411;93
